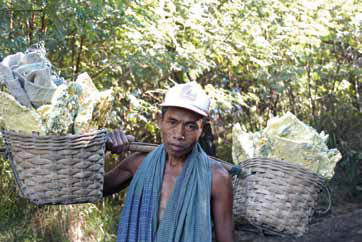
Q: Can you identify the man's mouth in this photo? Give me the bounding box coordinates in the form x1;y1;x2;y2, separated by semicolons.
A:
168;143;186;152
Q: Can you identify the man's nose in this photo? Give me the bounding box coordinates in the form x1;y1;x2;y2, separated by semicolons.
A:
173;124;185;140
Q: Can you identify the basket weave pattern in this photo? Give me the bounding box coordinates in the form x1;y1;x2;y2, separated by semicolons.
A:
232;158;326;237
2;129;107;205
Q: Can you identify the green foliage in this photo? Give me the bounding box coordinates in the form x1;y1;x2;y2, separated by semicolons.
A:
0;0;361;240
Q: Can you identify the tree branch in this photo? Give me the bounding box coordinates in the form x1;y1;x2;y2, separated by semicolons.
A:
75;35;85;78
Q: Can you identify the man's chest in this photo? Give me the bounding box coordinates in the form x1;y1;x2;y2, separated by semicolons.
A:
158;165;183;220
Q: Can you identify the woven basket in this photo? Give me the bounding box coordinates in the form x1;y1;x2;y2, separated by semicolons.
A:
232;158;329;237
2;129;107;205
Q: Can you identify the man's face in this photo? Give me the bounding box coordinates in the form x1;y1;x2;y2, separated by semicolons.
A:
160;107;204;159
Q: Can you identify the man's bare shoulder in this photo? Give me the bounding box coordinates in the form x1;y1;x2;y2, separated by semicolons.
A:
209;158;232;193
122;152;148;175
209;158;230;178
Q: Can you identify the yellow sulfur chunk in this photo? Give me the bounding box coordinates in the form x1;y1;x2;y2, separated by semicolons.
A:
0;91;45;134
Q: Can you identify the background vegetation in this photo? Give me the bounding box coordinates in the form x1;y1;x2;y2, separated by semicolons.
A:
0;0;361;241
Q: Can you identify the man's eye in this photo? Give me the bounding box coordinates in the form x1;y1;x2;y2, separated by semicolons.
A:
168;119;177;125
185;123;198;131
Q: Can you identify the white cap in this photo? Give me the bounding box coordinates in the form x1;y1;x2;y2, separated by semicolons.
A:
160;82;210;117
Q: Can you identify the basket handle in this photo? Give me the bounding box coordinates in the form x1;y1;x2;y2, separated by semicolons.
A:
315;182;332;215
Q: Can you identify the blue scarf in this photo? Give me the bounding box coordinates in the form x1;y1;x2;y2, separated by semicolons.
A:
116;143;212;242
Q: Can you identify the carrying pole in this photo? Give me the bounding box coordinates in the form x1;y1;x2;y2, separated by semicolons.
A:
0;142;240;175
127;142;239;175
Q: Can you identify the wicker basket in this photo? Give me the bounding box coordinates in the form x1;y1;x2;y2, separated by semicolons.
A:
2;129;107;205
232;158;330;237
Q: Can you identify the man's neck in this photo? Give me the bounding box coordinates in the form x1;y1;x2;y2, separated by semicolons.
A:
166;151;191;168
167;155;186;167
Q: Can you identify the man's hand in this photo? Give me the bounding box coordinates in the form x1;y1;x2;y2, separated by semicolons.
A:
106;130;135;154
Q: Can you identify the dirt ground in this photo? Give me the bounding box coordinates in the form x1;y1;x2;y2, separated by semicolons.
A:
234;202;362;242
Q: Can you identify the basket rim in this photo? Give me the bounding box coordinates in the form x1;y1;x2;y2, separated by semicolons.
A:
239;158;325;178
1;128;108;139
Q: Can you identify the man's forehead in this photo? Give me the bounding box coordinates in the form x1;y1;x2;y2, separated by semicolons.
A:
164;107;203;121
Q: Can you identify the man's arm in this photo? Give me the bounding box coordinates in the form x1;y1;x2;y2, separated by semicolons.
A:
103;130;146;196
103;152;145;196
211;162;234;242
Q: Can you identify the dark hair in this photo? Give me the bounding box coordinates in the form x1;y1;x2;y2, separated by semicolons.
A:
161;106;168;118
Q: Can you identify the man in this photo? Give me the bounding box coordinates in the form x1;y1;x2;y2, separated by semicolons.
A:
104;82;234;242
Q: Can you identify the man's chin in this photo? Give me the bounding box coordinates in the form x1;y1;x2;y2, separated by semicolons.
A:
166;146;192;159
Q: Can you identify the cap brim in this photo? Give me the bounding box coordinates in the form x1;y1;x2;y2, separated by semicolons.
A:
160;102;208;117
